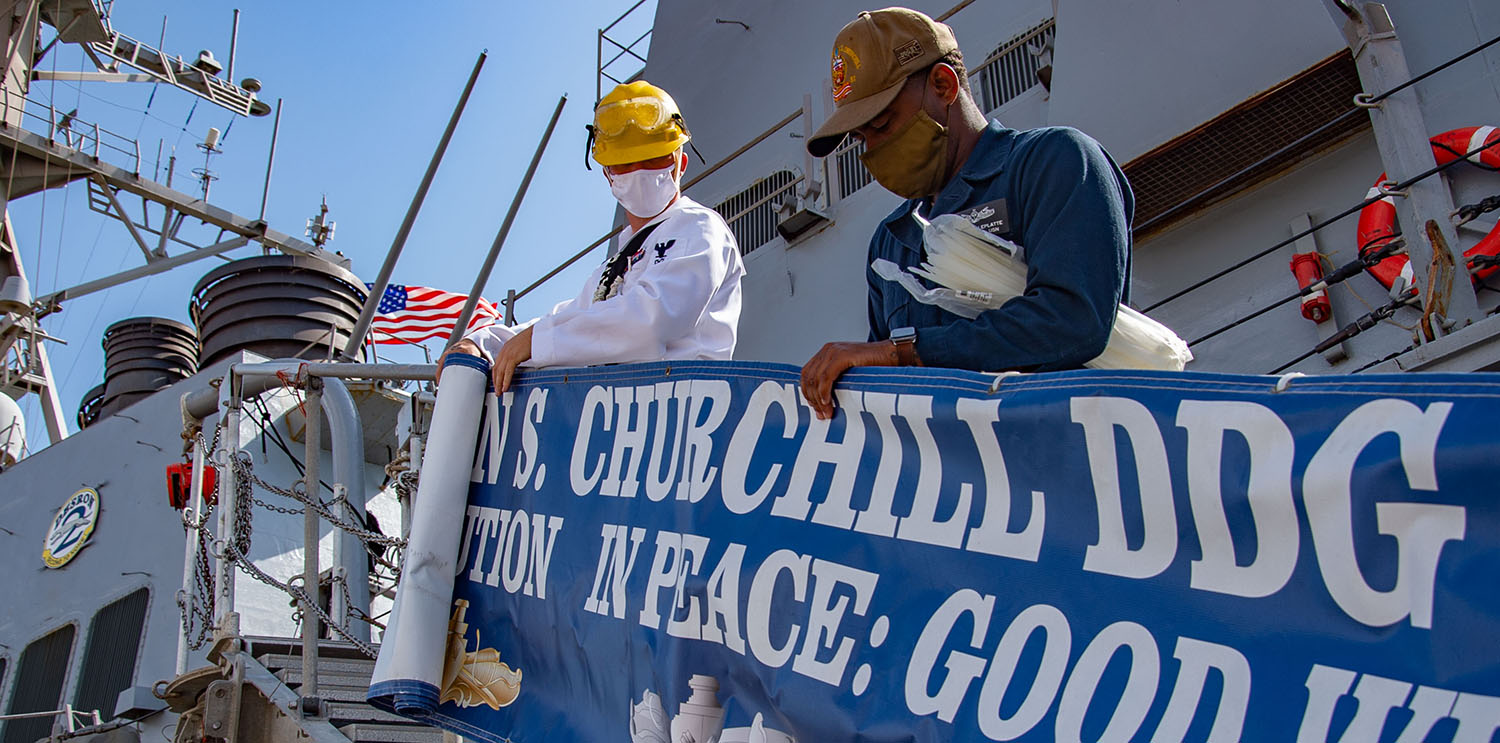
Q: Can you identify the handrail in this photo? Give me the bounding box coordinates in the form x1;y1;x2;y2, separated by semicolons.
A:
967;18;1054;75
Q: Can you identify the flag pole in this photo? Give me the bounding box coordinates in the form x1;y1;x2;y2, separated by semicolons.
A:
444;93;568;351
341;51;487;360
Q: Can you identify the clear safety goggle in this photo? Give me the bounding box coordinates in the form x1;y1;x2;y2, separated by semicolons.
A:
591;96;673;137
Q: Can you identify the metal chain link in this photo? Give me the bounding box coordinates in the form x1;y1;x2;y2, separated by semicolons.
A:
221;541;379;659
231;455;406;548
177;426;223;651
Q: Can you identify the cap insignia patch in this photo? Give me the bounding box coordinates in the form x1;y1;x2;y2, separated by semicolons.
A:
895;39;923;66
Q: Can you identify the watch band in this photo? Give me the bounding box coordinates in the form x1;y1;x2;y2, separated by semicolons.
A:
890;327;922;366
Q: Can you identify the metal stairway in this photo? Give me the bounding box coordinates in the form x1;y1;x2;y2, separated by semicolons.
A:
164;636;446;743
244;636;445;743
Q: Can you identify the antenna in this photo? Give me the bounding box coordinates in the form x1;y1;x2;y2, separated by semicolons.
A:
191;127;222;199
306;198;336;248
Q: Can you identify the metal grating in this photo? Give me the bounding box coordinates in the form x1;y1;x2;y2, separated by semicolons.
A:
1;625;76;743
714;170;798;255
833;138;873;200
73;588;150;720
1125;51;1369;235
973;19;1054;114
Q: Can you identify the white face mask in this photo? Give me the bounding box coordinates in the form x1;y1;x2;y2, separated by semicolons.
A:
607;162;680;218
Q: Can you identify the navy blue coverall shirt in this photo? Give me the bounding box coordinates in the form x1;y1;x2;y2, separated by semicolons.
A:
867;120;1134;371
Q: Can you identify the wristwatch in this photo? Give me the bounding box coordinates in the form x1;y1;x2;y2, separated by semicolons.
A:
890;326;922;366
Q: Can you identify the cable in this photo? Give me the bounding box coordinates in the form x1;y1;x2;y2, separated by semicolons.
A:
1268;289;1416;374
1145;134;1500;313
1364;32;1500;106
1186;238;1406;347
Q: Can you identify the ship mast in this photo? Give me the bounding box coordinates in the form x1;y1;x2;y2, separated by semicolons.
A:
0;0;338;446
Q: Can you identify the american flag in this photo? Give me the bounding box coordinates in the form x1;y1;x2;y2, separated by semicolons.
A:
366;283;501;344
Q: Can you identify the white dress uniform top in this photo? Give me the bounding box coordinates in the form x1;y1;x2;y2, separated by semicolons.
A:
466;195;744;366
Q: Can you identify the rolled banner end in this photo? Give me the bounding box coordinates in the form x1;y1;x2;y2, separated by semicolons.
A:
368;679;441;717
442;351;492;378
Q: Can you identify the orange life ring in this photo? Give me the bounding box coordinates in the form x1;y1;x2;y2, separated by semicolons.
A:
1355;126;1500;292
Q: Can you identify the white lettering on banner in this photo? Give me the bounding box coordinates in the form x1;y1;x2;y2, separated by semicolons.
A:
1072;397;1179;580
721;381;798;515
1149;637;1250;743
908;592;1250;741
976;603;1071;739
640;530;711;633
1176;401;1299;598
514;388;548;491
471;391;515;484
773;389;866;526
584;523;647;618
906;589;995;723
896;394;970;549
645;382;689;502
703;542;747;653
855;391;903;538
680;380;731;502
957;398;1044;562
456;505;501;579
665;533;711;640
571;386;614;495
1298;664;1500;742
455;506;563;598
1303;400;1465;629
746;549;809;669
792;559;879;686
602;385;653;498
570;382;733;500
1054;621;1158;743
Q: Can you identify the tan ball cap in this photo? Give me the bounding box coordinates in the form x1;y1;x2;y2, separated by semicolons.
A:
807;7;959;157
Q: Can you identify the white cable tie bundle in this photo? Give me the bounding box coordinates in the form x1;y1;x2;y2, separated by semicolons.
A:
876;213;1192;371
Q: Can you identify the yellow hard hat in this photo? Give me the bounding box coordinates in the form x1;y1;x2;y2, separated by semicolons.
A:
588;80;692;168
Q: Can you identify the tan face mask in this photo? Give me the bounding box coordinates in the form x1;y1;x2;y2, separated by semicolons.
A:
860;106;951;200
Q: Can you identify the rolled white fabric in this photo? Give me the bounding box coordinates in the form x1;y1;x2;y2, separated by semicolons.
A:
884;214;1192;371
368;353;490;716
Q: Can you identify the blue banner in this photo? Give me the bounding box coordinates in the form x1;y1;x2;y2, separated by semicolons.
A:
415;361;1500;742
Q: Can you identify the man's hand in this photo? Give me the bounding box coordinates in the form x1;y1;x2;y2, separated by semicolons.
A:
800;341;900;420
492;326;534;393
435;338;483;385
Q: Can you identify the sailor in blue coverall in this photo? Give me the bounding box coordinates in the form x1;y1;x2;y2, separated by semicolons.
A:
800;7;1133;420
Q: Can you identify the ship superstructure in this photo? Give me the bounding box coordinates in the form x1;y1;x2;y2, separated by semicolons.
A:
0;1;1496;742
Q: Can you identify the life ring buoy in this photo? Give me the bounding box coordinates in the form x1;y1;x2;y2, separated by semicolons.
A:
1355;126;1500;292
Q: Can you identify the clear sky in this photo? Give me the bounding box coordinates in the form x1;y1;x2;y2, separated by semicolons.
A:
10;0;657;453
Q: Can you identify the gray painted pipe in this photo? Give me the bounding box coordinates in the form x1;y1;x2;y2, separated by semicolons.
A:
319;377;371;643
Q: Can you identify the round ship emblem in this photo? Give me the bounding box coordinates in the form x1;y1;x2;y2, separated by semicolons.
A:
43;487;99;568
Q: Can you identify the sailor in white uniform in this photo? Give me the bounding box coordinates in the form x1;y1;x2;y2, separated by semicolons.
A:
446;81;744;391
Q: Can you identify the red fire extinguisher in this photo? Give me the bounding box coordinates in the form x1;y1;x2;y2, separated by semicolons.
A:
1289;253;1332;324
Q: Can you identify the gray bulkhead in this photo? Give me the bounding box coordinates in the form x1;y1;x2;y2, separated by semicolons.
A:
647;0;1500;374
0;354;405;738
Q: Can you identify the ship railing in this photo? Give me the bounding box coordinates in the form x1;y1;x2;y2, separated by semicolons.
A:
0;703;105;731
595;0;654;104
177;362;435;699
969;18;1054;115
2;88;143;175
716;170;804;256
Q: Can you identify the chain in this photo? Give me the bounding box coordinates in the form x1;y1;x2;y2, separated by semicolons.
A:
231;455;406;548
1456;194;1500;226
221;541;379;659
177;428;222;651
337;574;387;632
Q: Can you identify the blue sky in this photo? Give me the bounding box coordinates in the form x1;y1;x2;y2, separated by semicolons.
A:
11;0;657;452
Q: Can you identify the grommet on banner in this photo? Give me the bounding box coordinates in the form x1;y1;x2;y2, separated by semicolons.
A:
988;370;1023;394
1274;372;1307;392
